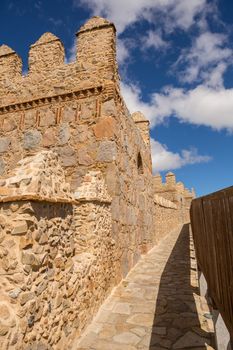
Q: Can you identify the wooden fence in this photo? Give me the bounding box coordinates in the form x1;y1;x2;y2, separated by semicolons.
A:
190;186;233;339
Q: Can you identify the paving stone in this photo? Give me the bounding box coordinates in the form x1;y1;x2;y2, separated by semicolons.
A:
113;302;131;315
127;313;154;327
74;227;215;350
113;331;141;345
173;331;210;348
152;326;167;335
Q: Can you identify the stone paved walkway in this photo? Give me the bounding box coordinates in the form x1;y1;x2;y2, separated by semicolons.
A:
72;224;215;350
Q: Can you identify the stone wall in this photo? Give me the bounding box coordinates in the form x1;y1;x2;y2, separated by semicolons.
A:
0;152;116;349
0;198;116;350
153;172;194;223
154;195;181;242
0;150;188;349
0;16;154;281
0;15;194;348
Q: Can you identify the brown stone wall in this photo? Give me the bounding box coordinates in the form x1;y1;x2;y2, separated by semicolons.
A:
0;15;192;347
0;197;115;349
154;205;181;242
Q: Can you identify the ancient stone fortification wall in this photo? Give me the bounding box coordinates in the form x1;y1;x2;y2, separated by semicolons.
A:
0;199;116;350
0;151;185;349
0;15;193;348
154;172;194;223
0;16;154;280
154;196;181;241
0;152;116;349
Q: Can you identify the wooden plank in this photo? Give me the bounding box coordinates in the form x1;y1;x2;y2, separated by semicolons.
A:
190;187;233;338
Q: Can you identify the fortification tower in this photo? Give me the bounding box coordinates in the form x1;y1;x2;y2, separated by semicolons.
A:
166;171;176;187
131;111;151;148
76;16;119;83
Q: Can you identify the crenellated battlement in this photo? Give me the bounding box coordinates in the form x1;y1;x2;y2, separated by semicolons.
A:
153;171;195;206
29;32;65;74
0;16;119;107
0;44;22;80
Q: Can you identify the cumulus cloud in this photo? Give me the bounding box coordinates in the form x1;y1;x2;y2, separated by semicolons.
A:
117;38;132;65
121;82;161;124
121;82;233;132
151;139;211;173
151;85;233;131
142;30;168;50
75;0;207;34
177;31;232;85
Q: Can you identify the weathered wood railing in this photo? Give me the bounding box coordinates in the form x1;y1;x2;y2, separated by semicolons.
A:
190;186;233;340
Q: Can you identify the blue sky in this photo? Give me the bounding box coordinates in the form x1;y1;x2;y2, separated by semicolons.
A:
0;0;233;196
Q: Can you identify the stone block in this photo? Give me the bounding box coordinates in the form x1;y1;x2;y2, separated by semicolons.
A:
9;288;22;299
97;141;117;163
81;100;96;119
11;221;28;236
19;236;33;249
78;147;93;166
2;116;17;132
24;110;37;129
102;99;117;116
0;158;5;175
39;109;56;127
58;123;70;145
0;137;11;153
73;125;89;143
42;129;56;147
59;146;77;167
19;292;35;306
63;106;76;123
23;130;42;150
21;252;40;267
93;116;116;139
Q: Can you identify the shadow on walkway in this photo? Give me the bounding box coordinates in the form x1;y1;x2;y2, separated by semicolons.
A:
149;224;214;349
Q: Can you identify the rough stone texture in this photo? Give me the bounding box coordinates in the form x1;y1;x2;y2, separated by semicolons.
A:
0;151;72;201
0;154;114;350
0;15;195;349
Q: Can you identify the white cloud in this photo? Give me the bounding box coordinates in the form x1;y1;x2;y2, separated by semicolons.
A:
151;139;211;173
177;31;232;85
121;82;162;124
142;30;168;50
168;0;206;30
117;38;131;65
121;81;233;132
151;85;233;131
76;0;207;34
66;39;76;63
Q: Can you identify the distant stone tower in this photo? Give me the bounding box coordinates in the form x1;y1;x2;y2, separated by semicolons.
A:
166;172;176;187
131;111;151;148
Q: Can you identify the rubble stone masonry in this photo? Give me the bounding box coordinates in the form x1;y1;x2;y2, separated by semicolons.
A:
0;16;194;349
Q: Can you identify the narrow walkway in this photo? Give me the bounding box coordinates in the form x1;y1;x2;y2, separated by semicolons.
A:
73;224;215;350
